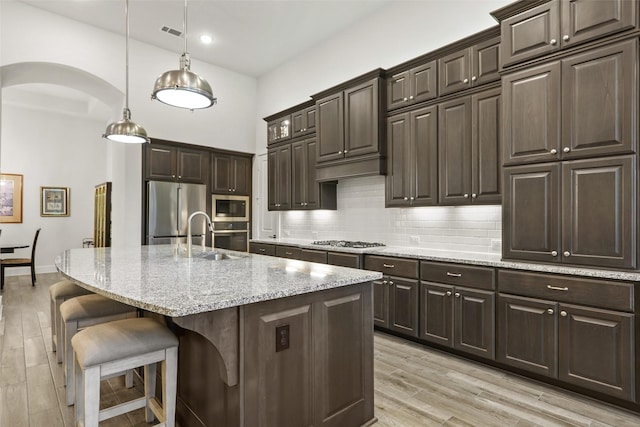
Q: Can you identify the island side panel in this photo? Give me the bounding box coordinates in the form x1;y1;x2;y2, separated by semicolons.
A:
242;281;375;427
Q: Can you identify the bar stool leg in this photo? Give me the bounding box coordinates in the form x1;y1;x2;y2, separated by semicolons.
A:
82;365;101;427
74;352;84;424
55;299;66;363
144;362;157;423
164;347;178;427
50;297;56;353
64;319;79;406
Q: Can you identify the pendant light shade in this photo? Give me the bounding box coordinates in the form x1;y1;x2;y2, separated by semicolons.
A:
151;0;216;110
104;108;149;143
103;0;149;144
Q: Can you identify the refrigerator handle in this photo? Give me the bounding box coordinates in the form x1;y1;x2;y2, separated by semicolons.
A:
177;185;182;232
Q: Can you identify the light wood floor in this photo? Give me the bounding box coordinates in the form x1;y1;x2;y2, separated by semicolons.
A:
2;273;640;427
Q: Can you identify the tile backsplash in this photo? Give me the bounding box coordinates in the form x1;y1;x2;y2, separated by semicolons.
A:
280;176;502;253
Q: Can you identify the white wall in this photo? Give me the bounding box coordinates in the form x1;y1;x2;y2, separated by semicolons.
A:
254;0;511;252
0;1;258;274
1;104;109;272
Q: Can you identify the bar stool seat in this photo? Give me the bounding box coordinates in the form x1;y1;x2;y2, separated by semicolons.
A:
72;317;178;427
49;280;93;363
60;294;138;406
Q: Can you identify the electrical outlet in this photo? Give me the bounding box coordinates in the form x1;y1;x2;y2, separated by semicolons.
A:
311;231;318;239
410;235;420;244
284;230;290;237
491;239;501;251
276;324;290;352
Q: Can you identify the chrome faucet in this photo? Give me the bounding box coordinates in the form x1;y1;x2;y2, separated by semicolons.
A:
186;211;214;258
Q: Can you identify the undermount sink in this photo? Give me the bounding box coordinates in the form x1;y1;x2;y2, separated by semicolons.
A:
201;251;246;261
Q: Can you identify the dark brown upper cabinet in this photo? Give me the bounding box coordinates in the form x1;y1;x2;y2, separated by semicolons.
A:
503;156;636;269
438;37;500;96
145;144;207;184
313;70;386;181
291;137;336;210
439;87;501;205
292;105;316;138
211;154;251;195
386;105;438;207
267;115;292;145
267;144;291;211
498;0;636;68
503;40;637;166
387;60;437;111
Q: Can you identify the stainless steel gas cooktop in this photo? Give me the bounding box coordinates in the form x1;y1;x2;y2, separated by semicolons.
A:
312;240;385;248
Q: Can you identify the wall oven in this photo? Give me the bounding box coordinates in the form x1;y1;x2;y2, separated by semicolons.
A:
211;195;250;252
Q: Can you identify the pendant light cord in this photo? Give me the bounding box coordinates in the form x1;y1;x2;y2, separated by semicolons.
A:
125;0;130;112
183;0;188;55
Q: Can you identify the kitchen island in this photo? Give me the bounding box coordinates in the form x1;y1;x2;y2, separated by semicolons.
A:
55;245;382;427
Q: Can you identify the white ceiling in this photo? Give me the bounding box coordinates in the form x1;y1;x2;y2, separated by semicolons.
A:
18;0;391;78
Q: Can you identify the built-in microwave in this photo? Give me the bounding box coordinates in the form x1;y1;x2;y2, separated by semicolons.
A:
211;194;250;222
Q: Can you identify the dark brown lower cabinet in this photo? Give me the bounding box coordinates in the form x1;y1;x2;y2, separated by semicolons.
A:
498;293;635;401
300;248;328;263
420;282;495;359
249;242;276;256
243;282;374;426
327;252;362;269
372;277;419;338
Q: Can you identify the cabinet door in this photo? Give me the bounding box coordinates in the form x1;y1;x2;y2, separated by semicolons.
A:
344;79;380;158
561;0;636;48
292;106;316;137
439;48;471;96
385;113;411;207
497;294;558;378
268;145;291;210
558;303;635;401
411;106;438;206
267;120;279;145
232;156;251;195
562;156;636;269
503;62;561;165
472;87;501;204
419;282;453;347
454;288;495;360
411;61;438;103
277;115;292;142
316;92;344;163
177;149;206;183
146;145;177;180
501;1;560;67
304;106;316;135
562;40;637;159
211;154;232;193
303;138;320;209
472;37;500;86
388;277;419;338
387;70;410;111
291;140;306;209
503;163;561;263
439;97;471;205
373;279;389;329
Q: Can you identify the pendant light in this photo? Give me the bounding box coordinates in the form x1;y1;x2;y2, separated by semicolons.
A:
103;0;149;144
151;0;216;110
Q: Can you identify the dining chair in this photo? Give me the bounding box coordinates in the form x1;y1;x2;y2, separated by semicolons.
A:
0;228;41;290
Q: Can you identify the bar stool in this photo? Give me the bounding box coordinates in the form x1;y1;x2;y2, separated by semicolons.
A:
71;317;178;427
49;279;93;363
60;294;138;405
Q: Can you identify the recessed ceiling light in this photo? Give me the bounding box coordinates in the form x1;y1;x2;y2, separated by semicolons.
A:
200;34;213;44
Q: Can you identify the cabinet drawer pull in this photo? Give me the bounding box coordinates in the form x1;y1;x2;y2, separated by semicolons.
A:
550;38;557;45
383;263;395;268
446;272;462;278
563;35;570;42
547;308;554;315
547;285;568;291
285;251;293;255
446;291;452;296
454;292;460;298
259;248;266;252
389;281;394;286
560;311;568;317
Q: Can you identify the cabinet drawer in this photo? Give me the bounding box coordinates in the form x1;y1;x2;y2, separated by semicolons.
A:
498;270;633;312
328;252;362;269
275;245;301;259
250;242;275;256
364;255;418;279
300;249;327;264
421;261;495;290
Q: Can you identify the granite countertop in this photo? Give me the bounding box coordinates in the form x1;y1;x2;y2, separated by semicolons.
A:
54;245;382;317
250;238;640;282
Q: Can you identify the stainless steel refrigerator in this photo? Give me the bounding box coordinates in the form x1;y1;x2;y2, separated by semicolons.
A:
146;181;207;245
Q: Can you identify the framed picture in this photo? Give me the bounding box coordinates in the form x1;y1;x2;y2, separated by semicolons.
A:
0;173;24;223
41;186;70;217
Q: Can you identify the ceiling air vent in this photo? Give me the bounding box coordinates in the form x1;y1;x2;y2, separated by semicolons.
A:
161;26;183;38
